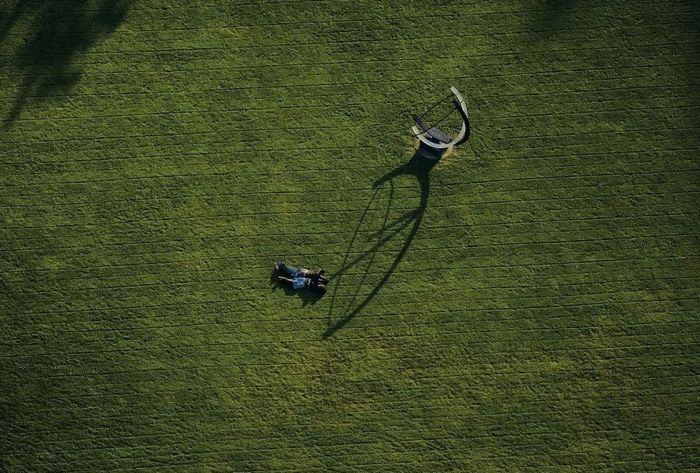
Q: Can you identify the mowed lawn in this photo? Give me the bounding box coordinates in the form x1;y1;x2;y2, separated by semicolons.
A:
1;0;699;471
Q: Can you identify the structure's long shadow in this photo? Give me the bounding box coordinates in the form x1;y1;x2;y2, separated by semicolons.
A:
1;0;130;128
323;149;438;339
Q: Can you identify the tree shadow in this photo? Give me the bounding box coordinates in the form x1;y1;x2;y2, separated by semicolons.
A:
1;0;130;128
269;269;324;308
322;149;438;339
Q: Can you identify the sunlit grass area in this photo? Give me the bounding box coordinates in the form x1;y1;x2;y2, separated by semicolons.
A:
1;1;698;471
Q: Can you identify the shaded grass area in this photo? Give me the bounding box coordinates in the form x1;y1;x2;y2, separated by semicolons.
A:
1;0;699;471
0;0;130;127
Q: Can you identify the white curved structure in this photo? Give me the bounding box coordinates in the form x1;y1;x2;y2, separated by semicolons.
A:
412;86;470;151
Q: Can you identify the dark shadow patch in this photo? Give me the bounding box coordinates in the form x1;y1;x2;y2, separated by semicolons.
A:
323;149;438;339
1;0;130;128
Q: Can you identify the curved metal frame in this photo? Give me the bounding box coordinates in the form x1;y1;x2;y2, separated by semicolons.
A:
412;86;470;150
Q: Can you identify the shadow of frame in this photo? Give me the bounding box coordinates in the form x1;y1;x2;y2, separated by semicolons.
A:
322;149;438;339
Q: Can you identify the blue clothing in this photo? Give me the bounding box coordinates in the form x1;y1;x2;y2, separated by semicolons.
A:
292;277;306;290
277;261;304;278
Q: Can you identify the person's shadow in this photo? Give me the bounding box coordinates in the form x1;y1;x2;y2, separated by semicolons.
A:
322;148;438;339
269;269;324;307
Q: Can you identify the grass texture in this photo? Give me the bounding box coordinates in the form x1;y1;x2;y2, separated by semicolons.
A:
1;0;699;471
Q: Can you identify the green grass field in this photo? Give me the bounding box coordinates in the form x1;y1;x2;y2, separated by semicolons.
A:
1;1;699;471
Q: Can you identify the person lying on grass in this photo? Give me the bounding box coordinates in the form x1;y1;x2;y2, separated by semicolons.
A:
275;261;329;285
275;261;329;295
277;275;328;294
